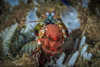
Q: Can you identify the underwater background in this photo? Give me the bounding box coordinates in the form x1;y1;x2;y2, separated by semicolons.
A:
0;0;100;67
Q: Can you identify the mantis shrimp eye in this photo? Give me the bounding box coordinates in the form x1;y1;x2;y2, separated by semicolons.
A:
46;12;49;16
51;12;55;16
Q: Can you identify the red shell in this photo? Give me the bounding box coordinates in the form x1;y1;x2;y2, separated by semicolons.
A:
40;24;65;55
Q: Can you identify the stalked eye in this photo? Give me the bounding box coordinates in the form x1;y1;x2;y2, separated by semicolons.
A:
51;12;55;16
46;12;49;16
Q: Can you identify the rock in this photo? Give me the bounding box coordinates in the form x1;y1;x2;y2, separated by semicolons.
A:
39;0;45;3
60;6;80;33
82;0;91;8
13;53;38;66
22;9;39;33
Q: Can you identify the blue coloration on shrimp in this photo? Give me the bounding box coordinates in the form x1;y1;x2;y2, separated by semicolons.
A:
62;0;70;6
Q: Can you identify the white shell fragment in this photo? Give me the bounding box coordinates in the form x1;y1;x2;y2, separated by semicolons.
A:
83;52;92;61
81;44;88;56
33;0;38;5
4;0;19;7
74;38;79;49
56;53;66;67
67;51;79;67
56;53;65;64
80;42;92;61
46;56;55;67
79;36;86;50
